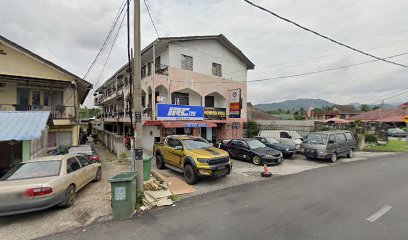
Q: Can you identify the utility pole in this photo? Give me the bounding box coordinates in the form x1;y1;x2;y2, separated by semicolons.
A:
152;41;156;119
133;0;144;191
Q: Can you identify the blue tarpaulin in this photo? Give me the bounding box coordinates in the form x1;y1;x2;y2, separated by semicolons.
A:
0;111;50;141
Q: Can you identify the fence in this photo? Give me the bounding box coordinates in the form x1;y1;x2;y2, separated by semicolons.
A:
255;120;316;137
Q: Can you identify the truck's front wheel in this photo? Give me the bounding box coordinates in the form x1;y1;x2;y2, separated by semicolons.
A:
184;165;198;185
156;154;165;169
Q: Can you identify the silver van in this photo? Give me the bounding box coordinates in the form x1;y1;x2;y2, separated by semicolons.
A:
258;130;303;151
302;130;357;163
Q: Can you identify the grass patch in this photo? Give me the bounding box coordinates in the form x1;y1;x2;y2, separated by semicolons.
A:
136;191;144;209
365;139;408;152
170;195;182;202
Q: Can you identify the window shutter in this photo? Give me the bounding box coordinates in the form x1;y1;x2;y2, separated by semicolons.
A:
181;54;193;71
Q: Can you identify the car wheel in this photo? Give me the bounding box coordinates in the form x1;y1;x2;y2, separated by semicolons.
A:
184;165;198;185
347;149;354;158
330;153;338;163
93;167;102;182
252;155;261;165
156;154;165;170
61;185;76;208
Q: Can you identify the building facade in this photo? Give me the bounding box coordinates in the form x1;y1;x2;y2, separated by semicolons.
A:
94;35;254;151
314;105;361;120
0;35;92;148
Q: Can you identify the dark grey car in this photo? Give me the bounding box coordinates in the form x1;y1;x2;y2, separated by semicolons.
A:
302;130;357;163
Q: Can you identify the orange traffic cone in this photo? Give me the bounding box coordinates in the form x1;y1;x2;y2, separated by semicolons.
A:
261;164;272;177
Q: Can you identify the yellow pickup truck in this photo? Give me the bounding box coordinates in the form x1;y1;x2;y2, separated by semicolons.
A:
153;135;232;184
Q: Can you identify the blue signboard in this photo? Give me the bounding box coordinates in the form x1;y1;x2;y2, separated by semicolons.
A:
157;104;204;120
185;123;208;128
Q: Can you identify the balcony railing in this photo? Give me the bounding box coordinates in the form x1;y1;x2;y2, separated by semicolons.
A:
0;104;76;120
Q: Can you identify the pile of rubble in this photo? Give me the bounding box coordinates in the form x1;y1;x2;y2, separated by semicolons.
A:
142;170;196;209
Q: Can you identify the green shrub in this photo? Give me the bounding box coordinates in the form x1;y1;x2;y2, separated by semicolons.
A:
365;133;378;143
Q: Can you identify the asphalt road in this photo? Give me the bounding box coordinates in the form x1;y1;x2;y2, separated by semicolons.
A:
41;153;408;240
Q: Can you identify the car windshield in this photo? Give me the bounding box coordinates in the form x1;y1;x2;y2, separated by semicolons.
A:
265;137;280;144
183;138;212;150
1;160;61;181
288;131;302;139
304;133;328;145
247;140;266;149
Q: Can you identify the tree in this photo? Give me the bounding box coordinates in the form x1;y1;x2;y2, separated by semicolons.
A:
247;121;260;137
286;109;290;114
79;107;101;119
360;104;371;112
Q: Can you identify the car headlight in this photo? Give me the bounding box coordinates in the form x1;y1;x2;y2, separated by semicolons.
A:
197;158;209;163
286;148;289;151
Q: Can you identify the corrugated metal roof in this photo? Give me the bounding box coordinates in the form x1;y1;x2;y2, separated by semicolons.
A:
0;111;50;141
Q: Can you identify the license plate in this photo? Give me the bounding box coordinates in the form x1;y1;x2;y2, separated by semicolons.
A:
216;166;226;171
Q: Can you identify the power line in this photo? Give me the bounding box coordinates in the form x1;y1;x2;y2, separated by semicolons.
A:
84;5;127;103
83;0;127;79
169;52;408;84
368;89;408;105
144;0;160;38
243;0;408;68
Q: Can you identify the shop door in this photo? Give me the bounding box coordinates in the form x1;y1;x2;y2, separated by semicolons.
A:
58;131;73;146
200;127;207;139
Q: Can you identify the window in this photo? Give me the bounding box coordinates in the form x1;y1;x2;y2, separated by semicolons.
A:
167;138;182;148
76;155;91;167
17;88;29;110
67;158;81;173
336;133;347;143
43;92;49;106
205;96;215;107
1;161;61;180
212;62;222;77
141;65;147;78
155;56;161;71
171;92;189;105
344;132;354;141
280;132;291;139
329;134;337;143
181;54;193;71
32;91;41;107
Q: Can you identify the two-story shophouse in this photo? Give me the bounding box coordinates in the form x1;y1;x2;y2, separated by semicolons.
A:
0;35;92;149
94;34;254;151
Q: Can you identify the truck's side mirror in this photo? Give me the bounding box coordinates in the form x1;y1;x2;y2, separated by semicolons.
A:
174;146;183;151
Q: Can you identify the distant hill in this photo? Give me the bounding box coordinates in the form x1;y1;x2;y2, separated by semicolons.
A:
255;98;335;112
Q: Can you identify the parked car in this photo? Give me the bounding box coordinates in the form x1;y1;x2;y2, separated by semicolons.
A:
153;135;232;185
258;130;303;151
220;138;283;165
68;145;100;162
387;128;407;137
302;130;357;163
253;136;296;158
0;154;102;216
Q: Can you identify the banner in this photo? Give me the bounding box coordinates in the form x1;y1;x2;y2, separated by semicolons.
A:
204;108;226;120
157;104;204;120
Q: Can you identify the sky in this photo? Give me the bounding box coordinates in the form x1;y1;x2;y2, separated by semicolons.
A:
1;0;407;107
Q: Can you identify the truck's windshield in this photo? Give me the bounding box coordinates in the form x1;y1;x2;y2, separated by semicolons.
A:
183;138;212;150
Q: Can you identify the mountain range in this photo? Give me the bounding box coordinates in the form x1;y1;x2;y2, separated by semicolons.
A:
254;98;400;112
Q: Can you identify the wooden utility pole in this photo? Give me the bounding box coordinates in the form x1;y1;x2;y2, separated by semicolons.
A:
133;0;144;191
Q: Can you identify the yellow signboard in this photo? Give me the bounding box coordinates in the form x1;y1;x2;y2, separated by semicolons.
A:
404;114;408;123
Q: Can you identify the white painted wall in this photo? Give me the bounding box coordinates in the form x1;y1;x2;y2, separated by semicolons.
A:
167;40;248;82
142;126;161;151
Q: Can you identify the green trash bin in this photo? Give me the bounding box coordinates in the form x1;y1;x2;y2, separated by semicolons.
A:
143;155;153;181
108;172;137;220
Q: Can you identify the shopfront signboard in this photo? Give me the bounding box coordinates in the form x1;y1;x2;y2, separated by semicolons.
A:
157;104;204;120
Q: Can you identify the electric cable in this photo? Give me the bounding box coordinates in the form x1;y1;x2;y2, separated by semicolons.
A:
243;0;408;68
